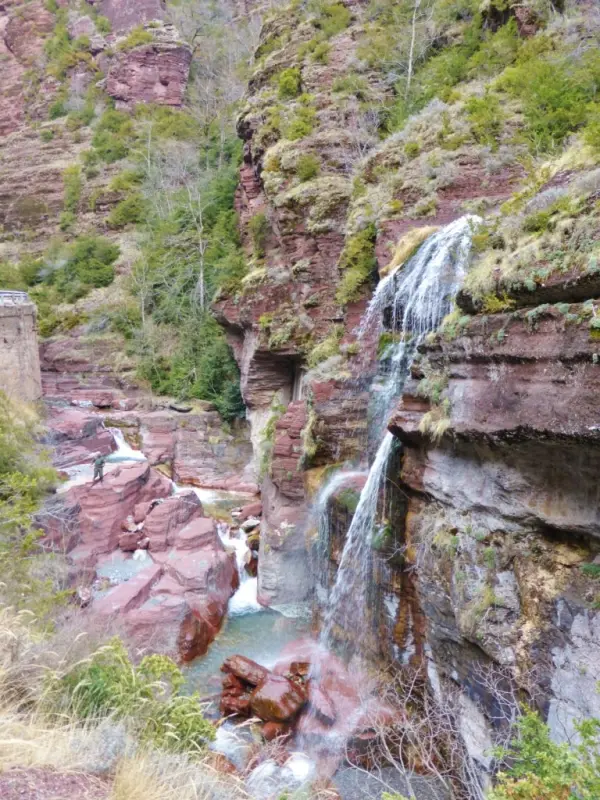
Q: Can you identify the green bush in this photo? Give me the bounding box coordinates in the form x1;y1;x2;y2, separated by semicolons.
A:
584;103;600;152
95;15;111;34
117;25;154;51
109;169;144;193
248;212;270;258
40;128;55;142
58;638;215;754
498;49;600;152
332;73;369;99
465;91;504;148
336;224;377;305
58;211;75;231
284;105;317;140
48;99;67;120
135;106;201;140
296;153;320;181
92;110;134;163
278;67;302;100
312;1;352;38
489;710;600;800
63;165;82;213
107;193;146;228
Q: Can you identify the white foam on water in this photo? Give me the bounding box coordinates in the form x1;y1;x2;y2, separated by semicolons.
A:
217;521;262;616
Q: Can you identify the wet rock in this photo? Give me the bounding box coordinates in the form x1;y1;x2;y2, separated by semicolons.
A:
262;721;289;741
250;674;307;723
247;530;260;552
222;673;247;695
308;684;336;727
244;550;258;577
220;693;252;717
221;655;269;687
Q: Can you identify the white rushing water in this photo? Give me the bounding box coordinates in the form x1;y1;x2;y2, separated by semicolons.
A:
217;521;262;616
321;215;481;653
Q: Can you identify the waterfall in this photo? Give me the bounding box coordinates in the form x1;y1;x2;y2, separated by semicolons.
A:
320;215;481;654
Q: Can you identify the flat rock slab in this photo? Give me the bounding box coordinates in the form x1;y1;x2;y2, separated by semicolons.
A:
95;562;162;615
0;769;109;800
222;655;269;687
250;674;307;723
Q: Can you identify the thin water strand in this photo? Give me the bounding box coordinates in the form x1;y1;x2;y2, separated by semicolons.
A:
320;215;481;654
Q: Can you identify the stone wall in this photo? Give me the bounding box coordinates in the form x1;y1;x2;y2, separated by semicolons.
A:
0;292;42;403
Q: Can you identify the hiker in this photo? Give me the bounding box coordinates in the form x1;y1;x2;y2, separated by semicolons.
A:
92;453;107;483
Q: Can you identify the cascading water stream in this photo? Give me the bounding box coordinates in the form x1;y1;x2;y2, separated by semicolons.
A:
320;215;481;654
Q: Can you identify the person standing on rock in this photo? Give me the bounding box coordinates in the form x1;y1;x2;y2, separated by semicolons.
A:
92;453;107;484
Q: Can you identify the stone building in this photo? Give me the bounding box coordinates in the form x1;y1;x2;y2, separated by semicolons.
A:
0;291;42;403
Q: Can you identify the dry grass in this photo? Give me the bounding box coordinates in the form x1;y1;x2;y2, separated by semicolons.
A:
0;607;248;800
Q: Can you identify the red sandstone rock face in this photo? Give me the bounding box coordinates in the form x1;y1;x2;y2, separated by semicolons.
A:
142;491;203;551
0;1;54;136
96;0;164;32
106;36;192;109
45;407;117;468
68;463;172;555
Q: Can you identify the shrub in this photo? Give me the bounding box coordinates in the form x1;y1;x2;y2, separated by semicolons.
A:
312;1;352;38
404;140;421;159
489;710;600;800
95;15;111;34
135;106;201;140
248;212;270;258
584;104;600;152
107;193;146;228
296;153;320;182
40;128;55;142
284;105;317;140
58;638;215;754
63;165;82;213
117;25;154;51
307;325;343;368
336;224;377;305
278;67;302;100
58;211;75;231
92;110;134;163
465;91;504;148
48;99;67;119
332;73;369;99
109;169;144;193
497;50;600;152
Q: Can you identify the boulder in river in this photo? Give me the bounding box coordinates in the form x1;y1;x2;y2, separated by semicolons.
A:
250;674;308;723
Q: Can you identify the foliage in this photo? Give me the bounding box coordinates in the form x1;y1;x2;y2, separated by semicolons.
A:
465;91;504;149
278;68;302;100
489;710;600;800
284;104;317;140
584;104;600;152
92;110;134;163
310;1;352;38
248;212;270;258
44;8;95;79
135;106;202;141
63;165;82;213
296;153;320;182
117;25;154;51
59;638;215;754
107;193;146;228
30;235;119;311
498;48;600;152
0;393;59;620
307;324;343;368
336;224;377;305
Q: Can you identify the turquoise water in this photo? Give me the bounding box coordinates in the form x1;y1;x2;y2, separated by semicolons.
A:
184;608;311;698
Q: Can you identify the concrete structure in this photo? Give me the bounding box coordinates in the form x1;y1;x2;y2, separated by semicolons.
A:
0;291;42;403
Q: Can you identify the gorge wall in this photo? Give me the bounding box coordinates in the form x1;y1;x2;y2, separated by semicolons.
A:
217;0;600;772
1;0;600;787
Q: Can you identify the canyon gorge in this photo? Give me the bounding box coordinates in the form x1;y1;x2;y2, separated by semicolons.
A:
1;0;600;798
